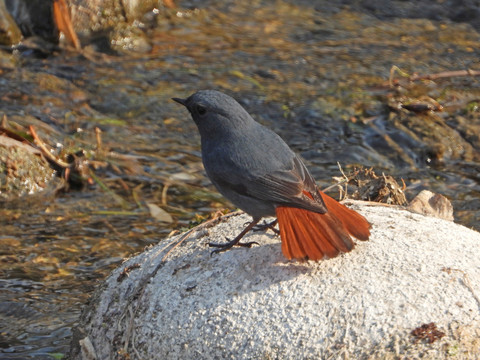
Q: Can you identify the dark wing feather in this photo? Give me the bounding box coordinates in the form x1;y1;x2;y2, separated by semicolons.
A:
250;155;327;212
209;153;327;214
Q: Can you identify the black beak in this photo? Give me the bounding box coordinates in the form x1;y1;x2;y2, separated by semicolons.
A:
172;97;187;106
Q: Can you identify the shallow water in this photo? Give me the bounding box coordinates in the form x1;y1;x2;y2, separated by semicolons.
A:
1;1;480;358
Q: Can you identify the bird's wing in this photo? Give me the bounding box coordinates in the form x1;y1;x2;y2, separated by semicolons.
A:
209;153;328;214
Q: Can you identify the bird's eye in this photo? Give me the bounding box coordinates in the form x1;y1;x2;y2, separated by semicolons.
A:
196;104;207;115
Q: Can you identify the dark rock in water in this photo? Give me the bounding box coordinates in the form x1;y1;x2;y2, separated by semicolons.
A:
14;36;60;58
0;301;41;319
5;0;57;43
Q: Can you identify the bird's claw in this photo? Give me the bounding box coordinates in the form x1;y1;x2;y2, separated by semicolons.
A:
208;239;259;256
252;219;280;235
236;241;259;248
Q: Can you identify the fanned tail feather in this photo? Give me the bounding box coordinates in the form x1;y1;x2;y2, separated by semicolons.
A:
275;192;370;261
276;206;354;260
319;191;371;241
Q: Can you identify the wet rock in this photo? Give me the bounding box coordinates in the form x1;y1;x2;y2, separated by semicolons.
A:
0;0;22;45
70;206;480;359
109;23;152;53
69;0;161;52
370;83;480;169
3;0;164;52
0;47;16;68
353;0;480;30
70;0;156;32
0;135;55;200
407;190;454;221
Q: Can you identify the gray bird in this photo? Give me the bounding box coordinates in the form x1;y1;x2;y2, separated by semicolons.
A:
173;90;370;260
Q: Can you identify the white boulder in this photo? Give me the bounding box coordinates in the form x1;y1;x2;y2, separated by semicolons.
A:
70;204;480;359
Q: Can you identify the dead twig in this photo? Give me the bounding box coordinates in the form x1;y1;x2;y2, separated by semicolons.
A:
336;162;349;200
29;125;70;168
340;199;397;207
1;114;7;127
161;182;170;206
409;69;480;82
95;127;102;151
388;66;480;88
322;163;361;200
53;0;81;49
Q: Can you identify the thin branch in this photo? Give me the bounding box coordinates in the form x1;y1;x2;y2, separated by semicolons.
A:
409;69;480;82
388;67;480;87
29;125;70;168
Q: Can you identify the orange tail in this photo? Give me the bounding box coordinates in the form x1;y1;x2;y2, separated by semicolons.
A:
320;191;370;241
275;192;370;261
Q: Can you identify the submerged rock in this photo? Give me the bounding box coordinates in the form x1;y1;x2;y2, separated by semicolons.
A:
70;205;480;359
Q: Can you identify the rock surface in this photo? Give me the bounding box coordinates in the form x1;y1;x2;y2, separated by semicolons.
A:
0;136;55;200
407;190;454;221
70;204;480;359
0;0;22;45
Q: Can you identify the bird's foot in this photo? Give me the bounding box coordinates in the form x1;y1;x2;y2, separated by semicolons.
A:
253;219;279;235
209;238;259;256
207;219;261;256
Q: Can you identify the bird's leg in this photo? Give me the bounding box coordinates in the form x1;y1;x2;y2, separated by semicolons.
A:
253;219;279;235
209;219;260;255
